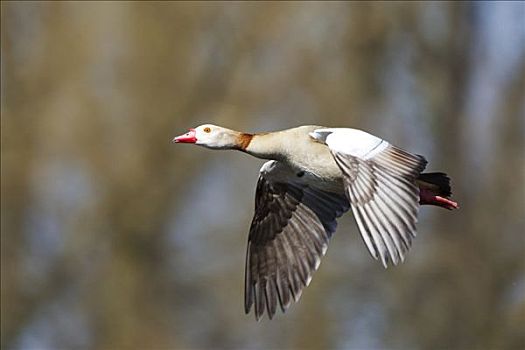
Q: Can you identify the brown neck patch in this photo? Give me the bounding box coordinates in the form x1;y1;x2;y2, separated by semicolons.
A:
236;133;254;151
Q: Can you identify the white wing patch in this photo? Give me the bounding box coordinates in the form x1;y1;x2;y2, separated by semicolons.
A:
310;128;389;160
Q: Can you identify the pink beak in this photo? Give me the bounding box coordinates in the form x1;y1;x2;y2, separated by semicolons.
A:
172;128;197;143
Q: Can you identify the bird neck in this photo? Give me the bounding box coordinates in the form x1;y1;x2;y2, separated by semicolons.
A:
239;132;286;161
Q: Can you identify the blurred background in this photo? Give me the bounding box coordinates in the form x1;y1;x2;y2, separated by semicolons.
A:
2;1;524;349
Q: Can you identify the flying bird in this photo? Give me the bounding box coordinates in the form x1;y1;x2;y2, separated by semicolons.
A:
173;124;458;320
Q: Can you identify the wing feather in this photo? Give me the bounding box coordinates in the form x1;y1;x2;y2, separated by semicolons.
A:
318;129;427;267
245;162;349;320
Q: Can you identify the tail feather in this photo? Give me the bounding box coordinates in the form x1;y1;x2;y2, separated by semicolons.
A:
417;172;452;197
417;172;458;210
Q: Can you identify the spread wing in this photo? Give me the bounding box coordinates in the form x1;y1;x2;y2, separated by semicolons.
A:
245;161;349;320
311;128;427;267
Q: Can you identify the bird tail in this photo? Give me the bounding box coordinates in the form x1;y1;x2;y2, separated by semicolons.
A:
417;172;458;210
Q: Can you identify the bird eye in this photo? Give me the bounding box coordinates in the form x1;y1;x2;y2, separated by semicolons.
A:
203;127;211;133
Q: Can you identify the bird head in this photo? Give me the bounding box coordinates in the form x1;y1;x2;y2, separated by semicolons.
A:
173;124;240;149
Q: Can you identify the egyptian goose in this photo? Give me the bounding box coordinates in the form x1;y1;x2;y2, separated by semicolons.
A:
173;124;458;320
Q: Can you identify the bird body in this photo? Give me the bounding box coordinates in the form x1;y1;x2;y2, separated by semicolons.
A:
244;125;344;191
173;124;458;320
